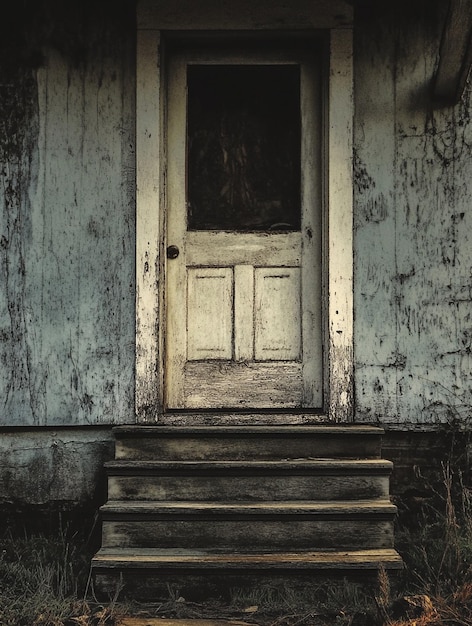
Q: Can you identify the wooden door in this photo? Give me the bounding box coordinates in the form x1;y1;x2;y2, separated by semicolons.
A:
165;49;322;410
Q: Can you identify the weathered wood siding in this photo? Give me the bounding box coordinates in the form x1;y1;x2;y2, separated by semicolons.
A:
0;2;135;426
354;0;472;425
2;0;472;430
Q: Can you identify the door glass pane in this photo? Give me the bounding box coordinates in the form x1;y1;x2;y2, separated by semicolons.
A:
187;65;301;231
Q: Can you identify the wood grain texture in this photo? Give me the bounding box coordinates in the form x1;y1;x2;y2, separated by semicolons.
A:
137;0;353;31
113;424;384;459
136;29;163;421
102;517;394;551
0;15;135;426
164;49;323;411
183;362;302;409
433;0;472;102
107;461;391;501
354;2;472;425
94;547;403;568
327;29;354;421
254;268;301;360
234;265;255;361
187;268;233;360
7;3;472;429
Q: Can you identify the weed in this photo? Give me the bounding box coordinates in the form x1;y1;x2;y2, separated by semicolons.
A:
390;426;472;625
1;427;472;626
0;515;126;626
228;579;379;625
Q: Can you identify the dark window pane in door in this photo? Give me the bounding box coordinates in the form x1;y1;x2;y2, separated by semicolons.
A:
187;65;301;231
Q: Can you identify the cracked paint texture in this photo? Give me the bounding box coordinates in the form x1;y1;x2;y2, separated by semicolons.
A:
354;0;472;425
0;3;135;426
0;429;114;504
2;0;472;431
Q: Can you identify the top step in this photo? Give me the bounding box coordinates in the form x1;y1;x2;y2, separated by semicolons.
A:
113;425;384;461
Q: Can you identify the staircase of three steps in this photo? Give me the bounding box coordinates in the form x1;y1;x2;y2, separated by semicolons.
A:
92;425;403;599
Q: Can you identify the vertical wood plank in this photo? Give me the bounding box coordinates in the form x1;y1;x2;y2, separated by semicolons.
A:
300;58;323;407
234;265;255;361
1;18;136;427
328;29;354;421
393;7;455;424
165;55;192;409
136;29;162;421
353;6;397;421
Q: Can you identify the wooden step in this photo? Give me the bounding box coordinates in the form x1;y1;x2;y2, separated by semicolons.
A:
93;423;402;599
106;459;393;501
93;547;404;570
92;547;403;600
113;425;384;461
100;500;397;551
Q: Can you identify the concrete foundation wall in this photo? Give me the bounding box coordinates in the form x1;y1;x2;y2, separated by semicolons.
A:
0;428;115;507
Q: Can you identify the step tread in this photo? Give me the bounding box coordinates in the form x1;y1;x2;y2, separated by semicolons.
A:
101;499;397;515
93;547;403;570
113;425;384;437
106;459;393;472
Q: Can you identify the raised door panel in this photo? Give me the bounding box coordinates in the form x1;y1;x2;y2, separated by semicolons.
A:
187;268;233;360
254;267;301;361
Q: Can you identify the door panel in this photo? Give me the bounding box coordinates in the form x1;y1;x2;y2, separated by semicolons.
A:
166;50;322;410
254;268;301;361
187;268;233;360
184;362;302;409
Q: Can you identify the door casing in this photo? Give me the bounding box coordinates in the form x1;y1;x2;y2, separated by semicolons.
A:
135;19;354;423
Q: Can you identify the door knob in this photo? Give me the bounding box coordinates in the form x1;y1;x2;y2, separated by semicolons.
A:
166;245;180;259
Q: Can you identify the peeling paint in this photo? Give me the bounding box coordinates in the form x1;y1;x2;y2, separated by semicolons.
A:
1;0;472;437
0;2;136;426
354;0;472;424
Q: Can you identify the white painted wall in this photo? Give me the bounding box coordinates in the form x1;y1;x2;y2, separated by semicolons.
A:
0;17;135;426
354;1;472;426
1;0;471;430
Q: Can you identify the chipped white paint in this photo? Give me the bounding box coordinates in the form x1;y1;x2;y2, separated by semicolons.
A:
136;30;164;420
187;268;233;361
254;268;301;361
354;5;472;425
234;265;255;362
327;29;354;421
0;38;135;427
136;9;354;419
2;2;472;434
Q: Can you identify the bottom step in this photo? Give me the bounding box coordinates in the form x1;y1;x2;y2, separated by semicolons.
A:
92;548;403;601
93;547;403;570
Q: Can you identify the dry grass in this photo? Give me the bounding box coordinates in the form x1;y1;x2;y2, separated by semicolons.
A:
1;439;472;625
0;516;129;626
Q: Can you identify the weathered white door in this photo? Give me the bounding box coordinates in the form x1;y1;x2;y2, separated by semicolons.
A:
165;48;322;410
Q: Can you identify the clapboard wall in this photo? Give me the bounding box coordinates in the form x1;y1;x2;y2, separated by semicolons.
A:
1;0;471;504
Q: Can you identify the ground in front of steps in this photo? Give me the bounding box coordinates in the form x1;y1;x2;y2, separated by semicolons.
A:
118;620;254;626
113;598;376;626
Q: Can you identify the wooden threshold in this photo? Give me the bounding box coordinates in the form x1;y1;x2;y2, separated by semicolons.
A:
147;412;339;426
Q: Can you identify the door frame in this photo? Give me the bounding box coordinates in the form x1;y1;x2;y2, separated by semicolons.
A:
135;1;354;423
